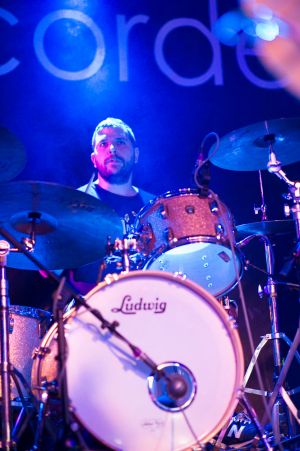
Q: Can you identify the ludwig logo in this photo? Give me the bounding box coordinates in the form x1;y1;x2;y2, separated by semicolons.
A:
111;295;166;315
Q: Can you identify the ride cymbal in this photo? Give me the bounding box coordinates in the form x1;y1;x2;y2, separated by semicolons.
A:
209;118;300;171
0;127;26;182
236;220;295;238
0;181;123;270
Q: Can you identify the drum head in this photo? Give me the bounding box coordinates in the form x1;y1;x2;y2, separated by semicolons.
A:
145;242;241;297
66;271;244;450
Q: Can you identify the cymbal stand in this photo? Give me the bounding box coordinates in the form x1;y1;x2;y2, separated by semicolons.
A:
243;143;300;444
267;146;300;428
0;240;13;450
0;239;43;450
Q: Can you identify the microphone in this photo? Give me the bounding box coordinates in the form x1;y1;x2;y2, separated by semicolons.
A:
194;158;211;196
166;374;188;400
193;133;217;195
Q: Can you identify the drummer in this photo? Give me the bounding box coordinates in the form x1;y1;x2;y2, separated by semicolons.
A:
70;117;155;293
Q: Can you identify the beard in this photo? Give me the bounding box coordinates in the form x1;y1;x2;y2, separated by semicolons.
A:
97;155;135;184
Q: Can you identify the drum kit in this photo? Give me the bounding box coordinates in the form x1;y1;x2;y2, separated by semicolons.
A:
0;119;299;450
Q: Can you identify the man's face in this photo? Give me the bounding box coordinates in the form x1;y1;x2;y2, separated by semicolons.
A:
91;127;139;184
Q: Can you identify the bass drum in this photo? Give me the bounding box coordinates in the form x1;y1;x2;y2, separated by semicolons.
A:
32;271;244;451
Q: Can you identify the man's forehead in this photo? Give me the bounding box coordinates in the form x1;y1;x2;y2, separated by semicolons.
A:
96;127;128;141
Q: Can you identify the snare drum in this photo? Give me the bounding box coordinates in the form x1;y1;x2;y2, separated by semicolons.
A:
0;305;51;400
135;189;242;297
32;271;244;450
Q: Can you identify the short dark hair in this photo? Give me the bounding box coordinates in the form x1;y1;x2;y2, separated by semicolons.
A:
91;117;136;148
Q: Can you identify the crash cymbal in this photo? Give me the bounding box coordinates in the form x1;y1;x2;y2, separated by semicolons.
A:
0;127;26;182
209;118;300;171
0;181;123;270
236;220;295;238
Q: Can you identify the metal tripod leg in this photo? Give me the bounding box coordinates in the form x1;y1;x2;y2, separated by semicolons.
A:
242;234;300;446
244;332;300;396
211;387;273;451
243;326;300;441
264;325;300;426
10;368;36;443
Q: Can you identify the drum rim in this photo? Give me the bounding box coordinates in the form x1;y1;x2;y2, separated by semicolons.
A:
134;187;228;223
8;304;51;320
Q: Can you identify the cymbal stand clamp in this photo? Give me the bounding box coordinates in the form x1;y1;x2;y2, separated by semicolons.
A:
114;237;137;273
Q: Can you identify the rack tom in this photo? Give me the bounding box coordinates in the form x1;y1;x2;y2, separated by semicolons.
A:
134;188;242;297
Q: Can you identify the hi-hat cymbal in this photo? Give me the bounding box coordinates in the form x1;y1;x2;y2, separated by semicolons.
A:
236;220;295;238
0;181;123;270
209;118;300;171
0;127;26;182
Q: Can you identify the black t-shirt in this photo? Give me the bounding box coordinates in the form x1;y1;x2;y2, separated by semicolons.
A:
72;182;155;286
78;182;154;234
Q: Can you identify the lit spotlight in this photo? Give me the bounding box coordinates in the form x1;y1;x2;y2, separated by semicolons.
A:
255;19;279;41
213;10;252;46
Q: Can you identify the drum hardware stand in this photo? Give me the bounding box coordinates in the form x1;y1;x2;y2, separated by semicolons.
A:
0;240;47;450
32;277;88;451
0;227;86;450
10;369;37;444
243;233;300;438
210;387;273;451
114;236;137;273
0;240;14;450
99;236;139;282
242;142;300;447
31;388;49;450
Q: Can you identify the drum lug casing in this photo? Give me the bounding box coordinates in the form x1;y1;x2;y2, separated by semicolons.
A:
209;200;219;213
158;203;168;219
9;313;14;334
32;346;51;360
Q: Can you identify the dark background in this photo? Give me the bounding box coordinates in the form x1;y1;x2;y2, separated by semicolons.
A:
1;0;299;419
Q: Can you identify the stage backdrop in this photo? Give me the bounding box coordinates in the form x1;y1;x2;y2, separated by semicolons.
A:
1;0;299;414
